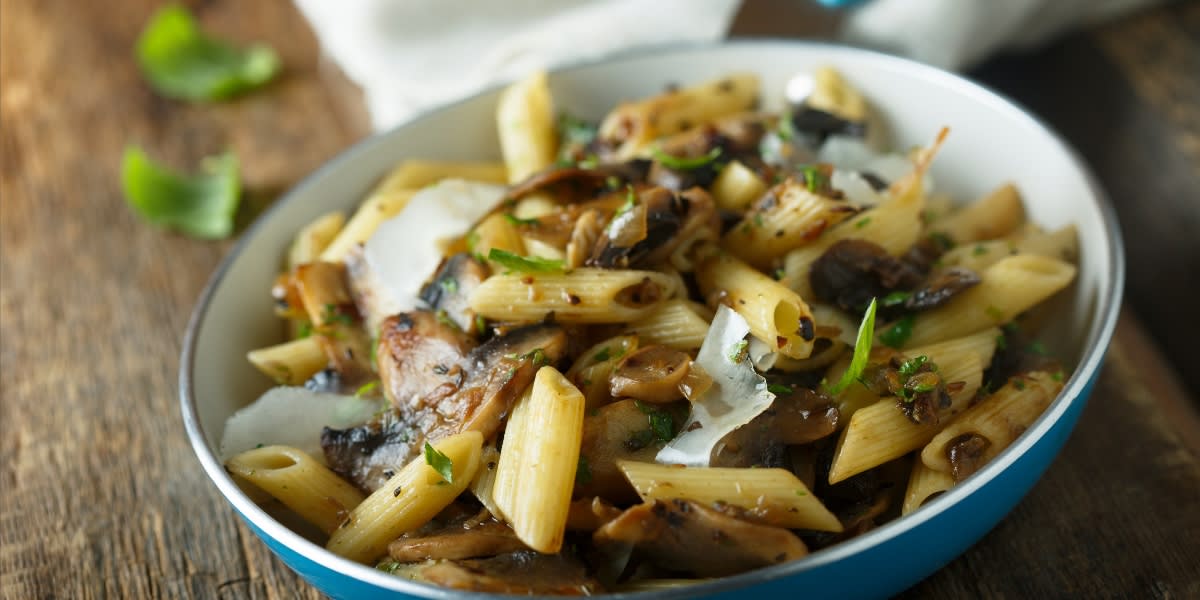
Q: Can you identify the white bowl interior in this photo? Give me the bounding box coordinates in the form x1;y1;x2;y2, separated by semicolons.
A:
184;40;1119;594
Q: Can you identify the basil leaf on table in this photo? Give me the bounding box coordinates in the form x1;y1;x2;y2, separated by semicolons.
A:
136;4;280;101
121;147;240;239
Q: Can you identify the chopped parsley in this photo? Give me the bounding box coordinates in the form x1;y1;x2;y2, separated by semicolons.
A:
439;277;459;294
635;401;676;443
321;303;354;326
296;320;314;339
487;248;565;273
354;381;379;397
826;298;877;394
996;333;1008;351
776;111;796;141
879;314;915;349
651;146;722;170
1051;371;1064;382
377;560;403;574
774;268;786;281
928;231;955;250
423;442;455;484
435;309;460;331
1027;341;1047;355
881;290;911;307
795;489;807;497
474;314;488;335
502;213;540;227
593;347;612;362
558;113;597;147
726;339;749;363
855;217;872;229
897;355;929;377
506;347;549;367
767;383;793;395
798;165;827;193
972;244;988;256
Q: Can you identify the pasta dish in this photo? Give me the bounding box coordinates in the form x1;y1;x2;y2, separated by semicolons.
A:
220;67;1078;594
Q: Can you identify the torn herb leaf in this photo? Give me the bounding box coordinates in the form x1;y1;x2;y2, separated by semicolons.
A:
503;213;540;227
121;146;240;239
423;442;455;484
767;383;793;395
879;314;915;349
652;147;722;170
826;298;877;394
487;248;564;273
575;455;592;485
136;4;280;102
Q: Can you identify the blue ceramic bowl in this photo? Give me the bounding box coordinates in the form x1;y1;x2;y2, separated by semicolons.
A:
181;41;1124;599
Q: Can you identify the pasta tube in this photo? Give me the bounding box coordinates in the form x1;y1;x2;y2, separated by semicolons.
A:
226;445;364;534
469;268;677;323
696;251;816;359
497;70;558;183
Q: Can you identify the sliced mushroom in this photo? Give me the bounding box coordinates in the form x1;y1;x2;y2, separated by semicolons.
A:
321;408;423;491
809;238;924;313
329;313;566;491
388;519;527;562
945;432;992;482
588;186;719;270
566;497;623;531
712;387;839;468
576;399;669;503
419;551;602;595
504;161;650;204
904;267;981;311
593;499;808;577
418;253;490;332
609;345;691;404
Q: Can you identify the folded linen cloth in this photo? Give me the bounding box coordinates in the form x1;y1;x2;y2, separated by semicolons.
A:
294;0;1163;130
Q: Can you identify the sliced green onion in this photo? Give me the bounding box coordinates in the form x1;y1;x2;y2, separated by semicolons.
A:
487;248;564;273
826;298;877;394
652;146;722;170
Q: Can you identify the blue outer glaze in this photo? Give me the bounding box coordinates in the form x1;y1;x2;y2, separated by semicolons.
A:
237;370;1101;600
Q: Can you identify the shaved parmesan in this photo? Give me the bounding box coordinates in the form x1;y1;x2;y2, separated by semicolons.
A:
219;386;384;462
656;306;776;466
349;179;507;334
820;135;932;198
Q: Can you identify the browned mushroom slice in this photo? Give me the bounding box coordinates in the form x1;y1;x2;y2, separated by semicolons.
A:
419;551;602;595
321;409;422;491
326;315;566;491
809;238;924;313
904;267;982;311
609;345;691;404
594;499;808;577
711;387;840;468
566;497;623;531
388;519;527;562
418;253;490;333
576;399;668;503
945;432;992;482
588;186;719;269
504;161;650;204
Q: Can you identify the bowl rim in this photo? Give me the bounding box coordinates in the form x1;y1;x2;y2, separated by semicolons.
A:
180;38;1125;599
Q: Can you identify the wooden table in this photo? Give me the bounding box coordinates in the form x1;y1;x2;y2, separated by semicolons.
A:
2;1;1197;598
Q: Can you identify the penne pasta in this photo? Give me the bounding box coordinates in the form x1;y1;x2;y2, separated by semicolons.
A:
226;445;364;534
469;268;677;323
492;367;585;553
288;211;345;269
806;66;868;123
373;159;508;194
902;458;955;515
902;255;1076;348
710;160;768;212
921;371;1063;477
932;183;1025;243
598;74;760;159
624;299;711;351
326;431;483;563
246;336;328;385
696;251;816;359
469;444;504;519
617;460;843;532
724;177;859;268
469;212;526;260
319;189;416;262
497;70;558;183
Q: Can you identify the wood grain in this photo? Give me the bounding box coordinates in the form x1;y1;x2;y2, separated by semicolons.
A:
1;1;1197;599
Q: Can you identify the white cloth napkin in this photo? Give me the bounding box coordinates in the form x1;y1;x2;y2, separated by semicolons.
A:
295;0;1162;131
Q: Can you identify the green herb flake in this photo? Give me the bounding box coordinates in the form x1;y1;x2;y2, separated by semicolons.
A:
799;165;827;193
487;248;565;273
651;146;722;170
121;147;240;239
855;217;872;229
577;155;600;169
795;489;807;497
1027;341;1048;355
575;456;593;485
558;113;597;147
136;4;280;102
321;303;354;326
774;268;786;281
648;411;675;443
777;112;796;141
377;560;403;574
879;314;915;349
826;298;877;394
439;277;459;294
929;231;956;250
726;339;749;363
503;213;540;227
423;442;455;484
898;355;929;377
296;321;314;339
972;244;988;256
435;309;461;331
593;347;612;362
767;383;793;395
753;213;765;228
1013;379;1027;391
881;291;911;307
1051;371;1064;382
354;381;379;397
996;334;1008;351
474;314;488;335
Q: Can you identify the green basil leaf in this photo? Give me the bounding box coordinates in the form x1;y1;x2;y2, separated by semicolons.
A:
121;146;239;239
487;248;565;273
826;298;877;394
423;442;455;484
136;4;280;101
